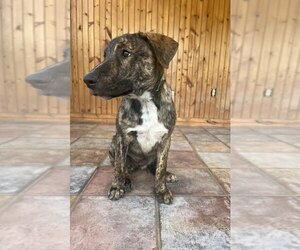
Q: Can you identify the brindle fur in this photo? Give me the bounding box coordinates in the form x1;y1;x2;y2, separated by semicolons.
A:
83;33;178;204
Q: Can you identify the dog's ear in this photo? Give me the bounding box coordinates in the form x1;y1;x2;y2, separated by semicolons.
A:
140;33;178;69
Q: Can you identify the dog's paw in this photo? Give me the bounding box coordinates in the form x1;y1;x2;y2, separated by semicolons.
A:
166;171;178;183
157;189;173;205
108;186;125;200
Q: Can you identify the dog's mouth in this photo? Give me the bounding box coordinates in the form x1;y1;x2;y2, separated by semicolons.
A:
89;89;113;100
89;88;133;100
101;96;113;100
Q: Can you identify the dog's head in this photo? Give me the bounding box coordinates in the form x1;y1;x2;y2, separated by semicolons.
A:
83;33;178;99
25;48;70;98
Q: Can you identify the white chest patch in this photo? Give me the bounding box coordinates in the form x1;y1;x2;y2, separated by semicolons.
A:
127;92;168;153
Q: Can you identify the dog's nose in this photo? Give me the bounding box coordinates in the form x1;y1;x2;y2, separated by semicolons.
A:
83;73;97;88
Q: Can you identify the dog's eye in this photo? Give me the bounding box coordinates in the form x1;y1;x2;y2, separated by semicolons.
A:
122;50;131;58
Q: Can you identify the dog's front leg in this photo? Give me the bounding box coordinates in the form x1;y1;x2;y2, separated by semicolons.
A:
108;134;130;200
155;135;173;204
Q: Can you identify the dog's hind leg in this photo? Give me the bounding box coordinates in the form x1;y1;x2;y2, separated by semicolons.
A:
147;159;177;183
108;135;131;200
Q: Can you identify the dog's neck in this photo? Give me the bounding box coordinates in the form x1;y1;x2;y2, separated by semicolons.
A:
128;74;166;100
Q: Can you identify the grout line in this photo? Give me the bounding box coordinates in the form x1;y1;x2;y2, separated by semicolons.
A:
266;134;300;150
248;127;300;149
180;128;230;196
202;127;231;149
178;126;231;149
0;166;53;214
64;193;300;198
0;137;20;146
229;194;300;198
155;198;162;250
233;152;299;195
78;194;231;198
70;166;99;212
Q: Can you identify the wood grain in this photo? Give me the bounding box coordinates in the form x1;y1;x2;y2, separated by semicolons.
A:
232;0;300;121
71;0;231;123
0;0;70;119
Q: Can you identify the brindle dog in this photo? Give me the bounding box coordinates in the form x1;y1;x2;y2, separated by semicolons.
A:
84;33;178;204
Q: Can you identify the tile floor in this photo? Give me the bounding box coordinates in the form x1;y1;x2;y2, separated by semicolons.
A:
69;123;300;250
231;125;300;249
70;123;231;250
1;121;300;249
0;122;70;250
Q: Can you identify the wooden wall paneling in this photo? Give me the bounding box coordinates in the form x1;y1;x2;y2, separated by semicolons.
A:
13;0;27;114
111;0;118;115
277;0;300;119
77;0;84;116
0;0;69;119
88;0;96;115
170;0;180;114
45;0;59;114
204;0;218;119
230;0;239;116
223;35;230;120
237;0;258;119
151;0;157;33
240;0;264;119
186;0;198;119
71;0;79;114
162;0;170;106
257;0;279;118
56;0;69;115
231;0;300;120
219;0;230;120
199;0;213;118
220;3;230;120
0;0;5;112
71;0;231;123
34;1;49;114
116;0;124;109
208;0;223;119
134;0;140;32
162;0;169;35
167;0;175;111
194;0;207;118
145;0;152;32
2;0;17;113
249;0;268;119
176;0;187;117
207;0;218;119
216;0;229;119
289;53;300;119
25;0;40;114
105;0;112;115
157;0;163;33
139;0;146;33
82;0;90;115
261;0;290;119
99;0;107;115
258;0;282;119
94;0;101;116
181;0;192;119
231;0;249;118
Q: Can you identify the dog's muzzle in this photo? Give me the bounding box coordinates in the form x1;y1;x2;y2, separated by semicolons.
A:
83;73;97;89
83;73;113;99
83;73;100;96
